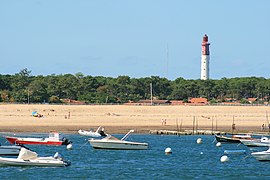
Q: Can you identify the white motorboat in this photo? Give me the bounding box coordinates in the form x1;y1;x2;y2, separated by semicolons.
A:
89;130;148;150
0;144;21;156
0;147;70;167
240;137;270;147
251;148;270;161
78;126;107;137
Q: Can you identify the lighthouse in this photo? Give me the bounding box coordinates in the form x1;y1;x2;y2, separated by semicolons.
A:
201;34;210;80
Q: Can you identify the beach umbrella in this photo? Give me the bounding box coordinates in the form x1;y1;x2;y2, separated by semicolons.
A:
32;111;38;116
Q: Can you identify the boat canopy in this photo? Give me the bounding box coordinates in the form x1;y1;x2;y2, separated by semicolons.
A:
17;148;38;160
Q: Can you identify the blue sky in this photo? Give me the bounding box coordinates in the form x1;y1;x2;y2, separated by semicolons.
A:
0;0;269;80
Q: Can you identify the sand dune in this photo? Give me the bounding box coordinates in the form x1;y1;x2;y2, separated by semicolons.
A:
0;104;269;134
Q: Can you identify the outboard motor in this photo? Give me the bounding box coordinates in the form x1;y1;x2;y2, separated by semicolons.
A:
61;137;72;145
99;131;106;137
53;152;71;166
64;160;71;167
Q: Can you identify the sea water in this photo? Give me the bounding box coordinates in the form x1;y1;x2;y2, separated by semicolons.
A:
0;133;270;179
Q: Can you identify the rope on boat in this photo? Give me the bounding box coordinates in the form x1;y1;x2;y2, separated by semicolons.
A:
212;138;216;144
79;140;89;149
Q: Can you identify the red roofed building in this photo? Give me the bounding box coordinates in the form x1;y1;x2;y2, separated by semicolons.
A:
61;99;86;105
189;98;208;104
170;100;185;105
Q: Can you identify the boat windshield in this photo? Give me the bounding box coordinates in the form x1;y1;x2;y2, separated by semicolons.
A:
49;132;60;140
106;135;119;140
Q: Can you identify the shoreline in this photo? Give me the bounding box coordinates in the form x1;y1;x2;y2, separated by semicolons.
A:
0;104;269;134
0;125;267;135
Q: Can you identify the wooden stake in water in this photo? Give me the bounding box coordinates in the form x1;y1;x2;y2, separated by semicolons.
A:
193;116;195;135
266;111;269;134
176;118;179;136
196;116;198;133
180;117;183;132
211;116;214;134
215;115;218;131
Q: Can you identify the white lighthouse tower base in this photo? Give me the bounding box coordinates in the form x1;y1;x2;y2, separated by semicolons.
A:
201;55;209;80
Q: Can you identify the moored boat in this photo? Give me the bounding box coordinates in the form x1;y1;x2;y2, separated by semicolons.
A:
5;132;71;146
251;148;270;161
240;137;270;147
78;126;107;137
215;134;253;143
89;130;148;150
0;144;22;156
0;147;70;167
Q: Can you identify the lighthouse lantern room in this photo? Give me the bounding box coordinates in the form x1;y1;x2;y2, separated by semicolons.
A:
201;34;210;80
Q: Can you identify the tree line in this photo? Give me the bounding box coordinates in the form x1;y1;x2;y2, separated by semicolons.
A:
0;68;270;104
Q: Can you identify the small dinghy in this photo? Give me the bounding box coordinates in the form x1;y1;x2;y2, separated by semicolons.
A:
224;150;246;155
78;126;107;138
0;143;22;156
0;147;70;167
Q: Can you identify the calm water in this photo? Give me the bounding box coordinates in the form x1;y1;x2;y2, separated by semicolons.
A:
0;133;270;179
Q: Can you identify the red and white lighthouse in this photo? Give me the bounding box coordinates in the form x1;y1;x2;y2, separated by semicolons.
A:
201;34;210;80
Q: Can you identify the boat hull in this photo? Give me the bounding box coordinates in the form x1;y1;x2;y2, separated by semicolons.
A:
241;137;270;147
0;157;70;167
215;135;241;143
89;140;148;150
215;134;254;143
252;151;270;161
241;139;270;147
6;136;64;146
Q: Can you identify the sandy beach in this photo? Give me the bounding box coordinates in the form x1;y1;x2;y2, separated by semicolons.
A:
0;104;269;134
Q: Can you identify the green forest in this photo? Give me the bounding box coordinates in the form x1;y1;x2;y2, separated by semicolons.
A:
0;68;270;104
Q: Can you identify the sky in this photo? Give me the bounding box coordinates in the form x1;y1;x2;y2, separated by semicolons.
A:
0;0;269;80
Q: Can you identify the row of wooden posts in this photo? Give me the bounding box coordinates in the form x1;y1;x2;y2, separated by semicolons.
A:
175;116;219;135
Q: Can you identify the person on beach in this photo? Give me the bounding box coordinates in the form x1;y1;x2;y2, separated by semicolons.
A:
232;123;236;134
68;111;70;119
161;119;167;126
262;124;265;131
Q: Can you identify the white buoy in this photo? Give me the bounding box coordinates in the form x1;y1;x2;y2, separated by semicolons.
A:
200;152;203;155
220;155;229;163
197;138;202;144
165;147;172;154
66;143;73;150
216;142;221;147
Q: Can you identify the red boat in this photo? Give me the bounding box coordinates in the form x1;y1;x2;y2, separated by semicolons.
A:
5;132;71;146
